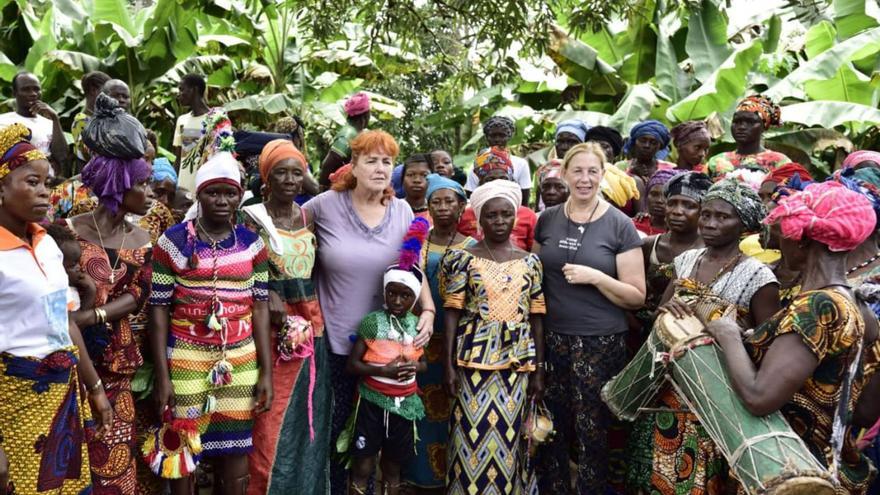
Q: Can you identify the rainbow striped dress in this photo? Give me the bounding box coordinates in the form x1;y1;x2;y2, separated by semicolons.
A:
150;220;269;456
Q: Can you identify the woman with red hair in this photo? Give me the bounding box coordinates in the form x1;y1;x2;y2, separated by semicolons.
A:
303;130;436;494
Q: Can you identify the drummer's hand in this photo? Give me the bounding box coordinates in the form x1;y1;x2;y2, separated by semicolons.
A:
562;263;601;286
705;316;743;344
528;368;545;402
659;298;693;319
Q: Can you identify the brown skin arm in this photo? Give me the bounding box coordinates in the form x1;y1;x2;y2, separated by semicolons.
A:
69;320;113;439
71;293;138;328
443;308;462;396
302;172;320;196
521;188;531;207
252;300;273;414
749;283;781;327
318;151;346;189
149;305;174;415
528;313;545;402
855;373;880;429
708;320;818;416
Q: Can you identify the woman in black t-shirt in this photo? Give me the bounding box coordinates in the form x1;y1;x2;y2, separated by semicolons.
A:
533;142;646;494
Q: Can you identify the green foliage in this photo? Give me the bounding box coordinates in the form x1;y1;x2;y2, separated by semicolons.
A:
1;0;878;176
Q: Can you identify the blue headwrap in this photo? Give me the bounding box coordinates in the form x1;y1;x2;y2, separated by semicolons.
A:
427;173;466;201
555;120;590;142
151;157;177;184
833;167;880;225
392;163;406;198
622;120;671;160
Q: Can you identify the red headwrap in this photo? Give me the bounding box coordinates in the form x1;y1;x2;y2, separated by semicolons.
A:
765;181;875;252
474;146;513;180
259;139;307;182
736;95;782;130
762;163;813;186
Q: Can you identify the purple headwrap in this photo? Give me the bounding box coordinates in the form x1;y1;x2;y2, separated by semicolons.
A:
648;168;682;192
81;156;152;214
842;150;880;170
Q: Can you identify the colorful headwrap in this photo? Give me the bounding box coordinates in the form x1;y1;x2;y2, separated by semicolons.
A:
470;179;521;223
664;171;712;201
536;159;565;185
482;116;516;141
622;120;671;160
765;181;875;252
194;152;242;195
842;150;880;170
81;156;152;214
585;126;624;157
762;162;813;186
600;165;640;207
383;217;429;300
180;108;236;176
704;179;767;233
426;173;466;201
259;139;307;182
555;120;590;142
152;157;178;184
344;92;371;117
474;146;513;180
0;123;47;180
736;95;782;130
647;168;682;192
832;167;880;226
670;121;711;147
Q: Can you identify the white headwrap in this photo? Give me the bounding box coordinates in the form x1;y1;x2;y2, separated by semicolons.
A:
470;179;521;222
383;264;424;306
183;152;243;221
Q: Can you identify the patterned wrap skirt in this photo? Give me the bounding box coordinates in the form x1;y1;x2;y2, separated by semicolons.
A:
0;348;92;494
167;334;258;456
447;367;537;495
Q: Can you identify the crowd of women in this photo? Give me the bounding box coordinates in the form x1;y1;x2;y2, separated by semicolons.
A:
2;71;880;495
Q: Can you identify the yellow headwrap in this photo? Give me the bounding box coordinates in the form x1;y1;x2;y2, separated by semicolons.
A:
0;123;48;180
601;165;640;207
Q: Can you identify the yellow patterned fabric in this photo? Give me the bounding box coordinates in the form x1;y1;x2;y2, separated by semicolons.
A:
0;348;92;494
440;249;544;371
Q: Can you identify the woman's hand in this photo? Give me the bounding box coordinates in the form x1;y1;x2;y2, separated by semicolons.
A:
254;372;273;414
705;314;744;345
658;297;694;319
528;369;545;402
443;363;459;397
268;291;287;328
88;387;113;440
414;311;434;348
562;263;602;286
153;376;175;417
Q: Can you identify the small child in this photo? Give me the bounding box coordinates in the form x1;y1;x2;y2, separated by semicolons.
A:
45;222;95;312
345;220;429;495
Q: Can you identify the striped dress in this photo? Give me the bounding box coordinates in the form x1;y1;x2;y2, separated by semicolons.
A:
150;221;269;457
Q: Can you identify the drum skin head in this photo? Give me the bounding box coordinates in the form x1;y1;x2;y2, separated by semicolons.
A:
767;476;835;495
655;311;705;347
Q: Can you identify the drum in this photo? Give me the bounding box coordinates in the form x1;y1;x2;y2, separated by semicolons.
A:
601;327;668;421
657;316;836;495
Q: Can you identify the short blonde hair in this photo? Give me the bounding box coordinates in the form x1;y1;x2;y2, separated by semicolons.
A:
562;142;608;172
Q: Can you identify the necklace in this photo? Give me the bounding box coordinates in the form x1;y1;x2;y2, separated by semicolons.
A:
484;241;515;289
847;251;880;275
92;213;128;285
425;228;457;281
563;198;601;264
693;249;743;289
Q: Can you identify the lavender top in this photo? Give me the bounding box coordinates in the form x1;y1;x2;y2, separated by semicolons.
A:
304;190;414;354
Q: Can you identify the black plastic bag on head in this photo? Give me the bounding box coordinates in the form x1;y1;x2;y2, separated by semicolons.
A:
82;93;147;159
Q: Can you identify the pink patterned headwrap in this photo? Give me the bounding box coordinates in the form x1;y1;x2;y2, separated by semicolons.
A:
842;150;880;170
764;181;876;252
344;92;371;117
